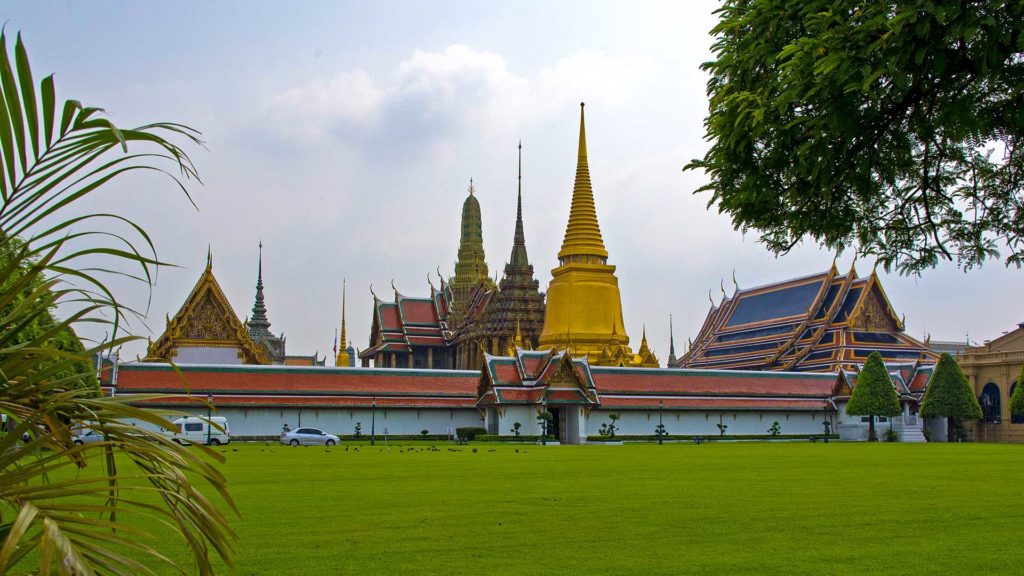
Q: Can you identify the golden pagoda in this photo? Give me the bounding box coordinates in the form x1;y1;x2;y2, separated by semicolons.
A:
336;279;352;367
538;104;657;367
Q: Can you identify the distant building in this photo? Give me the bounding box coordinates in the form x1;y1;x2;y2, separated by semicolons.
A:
958;322;1024;443
928;339;969;356
676;264;936;372
360;147;546;370
147;248;324;366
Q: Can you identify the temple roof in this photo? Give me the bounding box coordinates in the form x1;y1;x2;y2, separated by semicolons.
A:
116;363;478;409
677;265;936;372
360;283;454;360
477;348;837;411
147;252;269;365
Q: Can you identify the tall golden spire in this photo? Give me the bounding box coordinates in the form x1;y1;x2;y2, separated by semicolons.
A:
557;102;608;262
336;279;351;367
539;104;646;366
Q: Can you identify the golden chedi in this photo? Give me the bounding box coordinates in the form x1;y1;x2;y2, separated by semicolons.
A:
538;103;657;367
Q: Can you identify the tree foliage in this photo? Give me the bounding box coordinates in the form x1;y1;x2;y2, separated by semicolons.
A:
846;352;902;418
845;352;900;440
0;236;97;389
688;0;1024;274
920;352;983;421
1012;365;1024;418
0;31;236;574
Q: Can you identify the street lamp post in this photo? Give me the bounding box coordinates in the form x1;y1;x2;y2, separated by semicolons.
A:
370;395;376;446
658;400;664;445
206;393;213;446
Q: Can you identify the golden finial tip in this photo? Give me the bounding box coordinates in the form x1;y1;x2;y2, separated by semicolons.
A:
580;101;585;108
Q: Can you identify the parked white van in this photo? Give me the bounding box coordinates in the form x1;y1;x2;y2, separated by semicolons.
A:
166;416;231;446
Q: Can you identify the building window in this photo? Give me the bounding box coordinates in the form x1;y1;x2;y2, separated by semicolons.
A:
860;416;888;423
980;383;1001;424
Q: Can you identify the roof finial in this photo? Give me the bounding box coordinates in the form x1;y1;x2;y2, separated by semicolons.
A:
370;283;379;301
557;101;607;261
336;279;351;367
248;241;270;337
668;314;677;365
578;102;587;160
206;245;212;270
732;269;739;292
468;178;474;196
509;140;531;268
340;278;347;345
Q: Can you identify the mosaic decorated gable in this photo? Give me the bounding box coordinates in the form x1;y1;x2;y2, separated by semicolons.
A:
147;256;268;365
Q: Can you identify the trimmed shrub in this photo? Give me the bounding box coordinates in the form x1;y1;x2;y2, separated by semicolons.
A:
920;353;983;442
1011;365;1024;419
456;427;487;440
846;351;901;441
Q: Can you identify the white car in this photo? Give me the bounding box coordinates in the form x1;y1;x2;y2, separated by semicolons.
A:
72;429;105;445
166;416;231;446
280;427;338;446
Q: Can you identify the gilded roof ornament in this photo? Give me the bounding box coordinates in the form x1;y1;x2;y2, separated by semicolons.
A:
557;102;608;261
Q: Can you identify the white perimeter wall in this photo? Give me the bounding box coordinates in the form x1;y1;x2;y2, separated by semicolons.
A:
490;407;830;437
168;407;484;437
584;410;827;437
174;347;242;364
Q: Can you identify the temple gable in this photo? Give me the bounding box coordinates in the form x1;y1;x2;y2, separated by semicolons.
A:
147;254;269;365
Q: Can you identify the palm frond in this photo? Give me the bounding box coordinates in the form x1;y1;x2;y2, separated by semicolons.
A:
0;30;235;574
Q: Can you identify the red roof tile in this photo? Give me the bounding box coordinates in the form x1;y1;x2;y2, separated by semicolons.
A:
117;364;477;396
590;368;835;397
598;396;828;410
400;299;439;325
493;363;522;385
132;394;475;409
379;304;401;330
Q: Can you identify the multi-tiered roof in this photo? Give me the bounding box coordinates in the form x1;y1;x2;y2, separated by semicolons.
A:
477;348;835;412
676;264;936;372
360;283;452;363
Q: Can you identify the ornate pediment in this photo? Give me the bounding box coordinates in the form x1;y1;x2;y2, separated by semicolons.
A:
548;353;583;388
850;282;900;332
147;256;269;364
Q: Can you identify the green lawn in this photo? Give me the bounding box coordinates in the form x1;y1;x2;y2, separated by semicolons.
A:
114;441;1024;574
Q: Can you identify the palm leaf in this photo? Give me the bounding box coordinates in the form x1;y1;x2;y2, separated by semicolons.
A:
0;30;235;574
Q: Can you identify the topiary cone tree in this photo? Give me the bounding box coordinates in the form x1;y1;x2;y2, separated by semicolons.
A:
1013;365;1024;421
920;353;983;442
845;352;901;441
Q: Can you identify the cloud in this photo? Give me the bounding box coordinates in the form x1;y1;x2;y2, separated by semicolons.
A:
266;69;386;140
259;45;647;152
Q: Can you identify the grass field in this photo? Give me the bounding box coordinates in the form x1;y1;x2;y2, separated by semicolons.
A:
104;441;1024;574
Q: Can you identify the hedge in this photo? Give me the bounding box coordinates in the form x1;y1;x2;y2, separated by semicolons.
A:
456;427;488;440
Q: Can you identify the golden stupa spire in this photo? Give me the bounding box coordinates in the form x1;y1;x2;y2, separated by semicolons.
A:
557;102;608;262
336;279;351;367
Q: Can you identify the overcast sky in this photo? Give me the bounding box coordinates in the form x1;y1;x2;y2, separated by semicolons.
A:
7;1;1022;363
